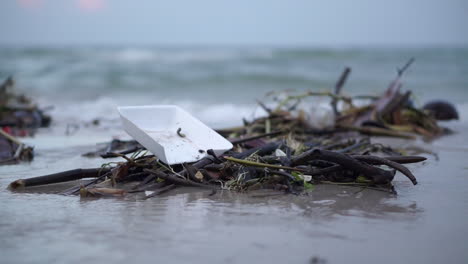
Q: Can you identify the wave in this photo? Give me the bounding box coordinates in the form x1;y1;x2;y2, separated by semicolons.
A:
46;96;265;129
89;47;275;64
1;46;467;117
45;94;468;134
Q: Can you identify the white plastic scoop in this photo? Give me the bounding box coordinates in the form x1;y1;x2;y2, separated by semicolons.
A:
118;105;233;165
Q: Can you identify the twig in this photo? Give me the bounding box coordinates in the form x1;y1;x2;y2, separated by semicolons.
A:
306;165;343;176
351;155;418;185
256;99;273;114
224;156;307;172
143;169;218;189
99;152;136;165
291;149;395;184
397;58;415;77
101;146;144;158
8;168;111;190
331;67;351;117
230;130;284;145
338;125;416;139
206;149;223;163
351;155;426;164
60;170;112;195
379;91;411;118
232;142;280;159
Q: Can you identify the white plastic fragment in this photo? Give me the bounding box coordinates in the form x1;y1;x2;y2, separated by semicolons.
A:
118;105;233;165
295;174;312;182
303;175;312;182
275;149;287;157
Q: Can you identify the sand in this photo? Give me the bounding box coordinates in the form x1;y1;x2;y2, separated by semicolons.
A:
1;121;467;264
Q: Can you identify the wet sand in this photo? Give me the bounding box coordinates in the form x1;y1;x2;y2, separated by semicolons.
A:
1;122;467;264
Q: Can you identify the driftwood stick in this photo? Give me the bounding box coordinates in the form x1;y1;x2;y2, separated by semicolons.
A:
183;163;201;182
291;149;394;184
186;157;214;170
306;165;343;176
232;142;280;159
206;149;223;163
335;139;369;153
224;156;308;172
270;164;343;177
338;125;416;139
380;91;411;118
377;58;415;113
256;99;273;114
352;58;415;126
60;170;112;195
143;169;218;190
351;155;418;185
80;187;127;197
131;174;157;190
101;146;144;158
351;155;426;164
332;67;351;117
9;168;110;190
267;169;296;181
120;172;149;182
230;131;284;145
397;58;415;77
175;157;215;180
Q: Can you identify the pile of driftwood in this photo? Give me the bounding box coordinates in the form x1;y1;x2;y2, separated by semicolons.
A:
9;60;459;197
220;59;456;142
0;76;51;136
0;77;52;165
8;134;425;197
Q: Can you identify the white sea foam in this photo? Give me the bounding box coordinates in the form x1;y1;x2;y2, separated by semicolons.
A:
104;47;274;64
111;48;157;62
48;97;120;124
45;96;268;129
37;89;468;138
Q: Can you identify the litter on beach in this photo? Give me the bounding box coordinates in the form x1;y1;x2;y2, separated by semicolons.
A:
118;105;233;164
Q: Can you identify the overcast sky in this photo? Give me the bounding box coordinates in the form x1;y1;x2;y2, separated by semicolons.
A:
1;0;467;46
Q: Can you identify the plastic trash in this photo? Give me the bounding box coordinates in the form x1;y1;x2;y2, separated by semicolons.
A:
118;105;233;165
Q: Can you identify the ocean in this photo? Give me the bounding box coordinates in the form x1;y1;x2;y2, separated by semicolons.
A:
1;46;467;128
1;46;468;264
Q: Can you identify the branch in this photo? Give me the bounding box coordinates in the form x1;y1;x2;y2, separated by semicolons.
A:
332;67;351;117
291;149;395;184
397;58;415;77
